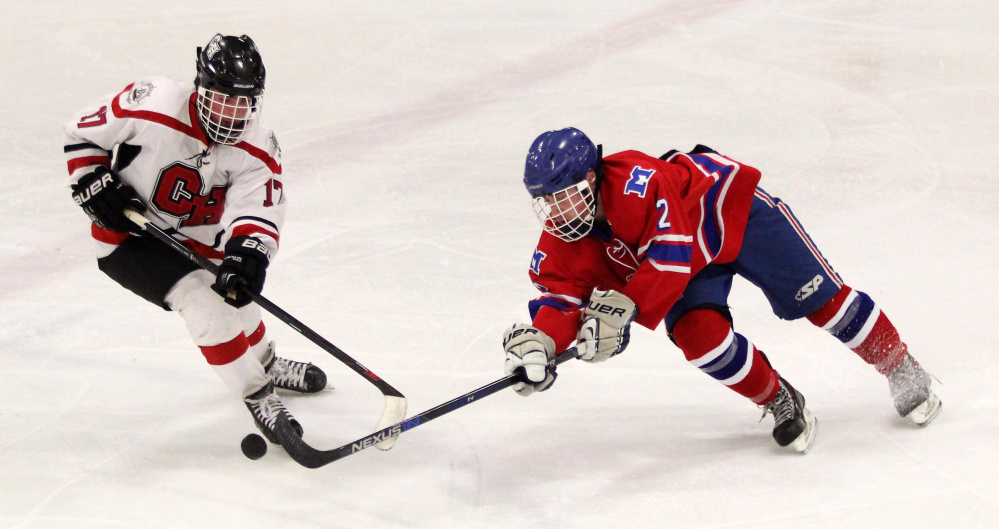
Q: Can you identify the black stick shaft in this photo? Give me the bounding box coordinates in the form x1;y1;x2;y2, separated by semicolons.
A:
276;348;578;468
135;217;404;399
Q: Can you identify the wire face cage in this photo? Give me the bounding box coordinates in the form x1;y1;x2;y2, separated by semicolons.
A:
196;86;262;145
533;179;596;242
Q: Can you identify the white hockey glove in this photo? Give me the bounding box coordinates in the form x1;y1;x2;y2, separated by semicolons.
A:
577;289;639;363
503;324;557;397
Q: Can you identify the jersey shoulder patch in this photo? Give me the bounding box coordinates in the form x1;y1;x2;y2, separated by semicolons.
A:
116;77;192;114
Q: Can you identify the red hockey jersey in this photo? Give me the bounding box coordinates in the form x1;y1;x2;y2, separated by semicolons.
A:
527;147;761;351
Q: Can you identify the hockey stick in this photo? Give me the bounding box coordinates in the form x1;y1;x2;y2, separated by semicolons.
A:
122;208;408;450
272;347;580;469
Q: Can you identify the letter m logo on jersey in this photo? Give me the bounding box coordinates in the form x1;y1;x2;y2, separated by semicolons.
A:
530;249;547;275
625;166;655;198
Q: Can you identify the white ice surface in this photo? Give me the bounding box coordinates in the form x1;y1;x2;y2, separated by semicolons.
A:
2;1;998;528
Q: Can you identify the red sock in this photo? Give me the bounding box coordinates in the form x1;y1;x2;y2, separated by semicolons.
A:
672;309;780;404
808;286;907;374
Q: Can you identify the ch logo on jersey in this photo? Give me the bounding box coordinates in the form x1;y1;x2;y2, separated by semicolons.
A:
530;249;547;275
796;275;824;301
152;162;228;227
624;166;655;198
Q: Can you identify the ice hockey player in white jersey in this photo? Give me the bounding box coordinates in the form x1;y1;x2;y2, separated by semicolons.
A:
63;34;326;446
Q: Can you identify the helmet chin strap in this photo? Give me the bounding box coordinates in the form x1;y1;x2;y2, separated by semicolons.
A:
585;168;606;223
594;198;606;223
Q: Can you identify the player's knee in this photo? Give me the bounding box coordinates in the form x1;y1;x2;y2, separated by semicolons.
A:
169;275;243;346
670;308;733;362
237;303;264;337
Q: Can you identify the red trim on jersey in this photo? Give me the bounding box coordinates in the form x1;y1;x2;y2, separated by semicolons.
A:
67;156;110;176
247;321;266;347
200;332;250;366
234;141;282;175
91;223;131;245
231;224;280;246
111;84;206;143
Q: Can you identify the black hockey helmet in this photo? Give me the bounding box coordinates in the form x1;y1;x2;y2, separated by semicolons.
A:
195;34;265;97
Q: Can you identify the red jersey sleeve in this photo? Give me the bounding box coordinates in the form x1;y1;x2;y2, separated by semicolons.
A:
526;235;602;352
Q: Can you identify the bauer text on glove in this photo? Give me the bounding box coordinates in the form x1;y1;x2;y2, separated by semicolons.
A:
71;166;146;233
577;289;638;362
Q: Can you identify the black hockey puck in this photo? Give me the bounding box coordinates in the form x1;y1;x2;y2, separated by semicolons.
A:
241;433;268;460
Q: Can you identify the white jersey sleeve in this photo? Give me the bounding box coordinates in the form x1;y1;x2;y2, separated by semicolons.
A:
218;128;287;258
63;84;141;185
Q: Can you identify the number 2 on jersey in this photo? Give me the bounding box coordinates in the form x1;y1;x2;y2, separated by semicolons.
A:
655;198;671;230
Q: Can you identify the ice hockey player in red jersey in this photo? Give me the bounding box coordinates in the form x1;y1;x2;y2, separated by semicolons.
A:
502;127;941;453
63;34;326;446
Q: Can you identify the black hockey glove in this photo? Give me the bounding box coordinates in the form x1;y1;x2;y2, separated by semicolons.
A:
212;236;270;308
71;167;146;232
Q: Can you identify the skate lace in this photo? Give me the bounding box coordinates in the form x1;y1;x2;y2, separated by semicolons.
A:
763;389;794;425
249;391;291;431
268;357;309;391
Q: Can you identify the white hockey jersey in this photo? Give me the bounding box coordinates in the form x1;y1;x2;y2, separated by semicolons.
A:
63;77;286;260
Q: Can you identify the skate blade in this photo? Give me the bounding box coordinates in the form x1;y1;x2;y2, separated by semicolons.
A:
789;408;817;454
905;390;942;427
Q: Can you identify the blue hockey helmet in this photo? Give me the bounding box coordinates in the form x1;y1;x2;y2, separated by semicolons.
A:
524;128;601;242
523;127;599;198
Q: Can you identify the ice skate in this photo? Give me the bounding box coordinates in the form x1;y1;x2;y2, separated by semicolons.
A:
762;377;817;453
887;354;941;426
244;381;304;444
262;341;328;393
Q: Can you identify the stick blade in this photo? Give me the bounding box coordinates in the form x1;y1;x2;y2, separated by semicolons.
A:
374;395;408;451
274;414;328;469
